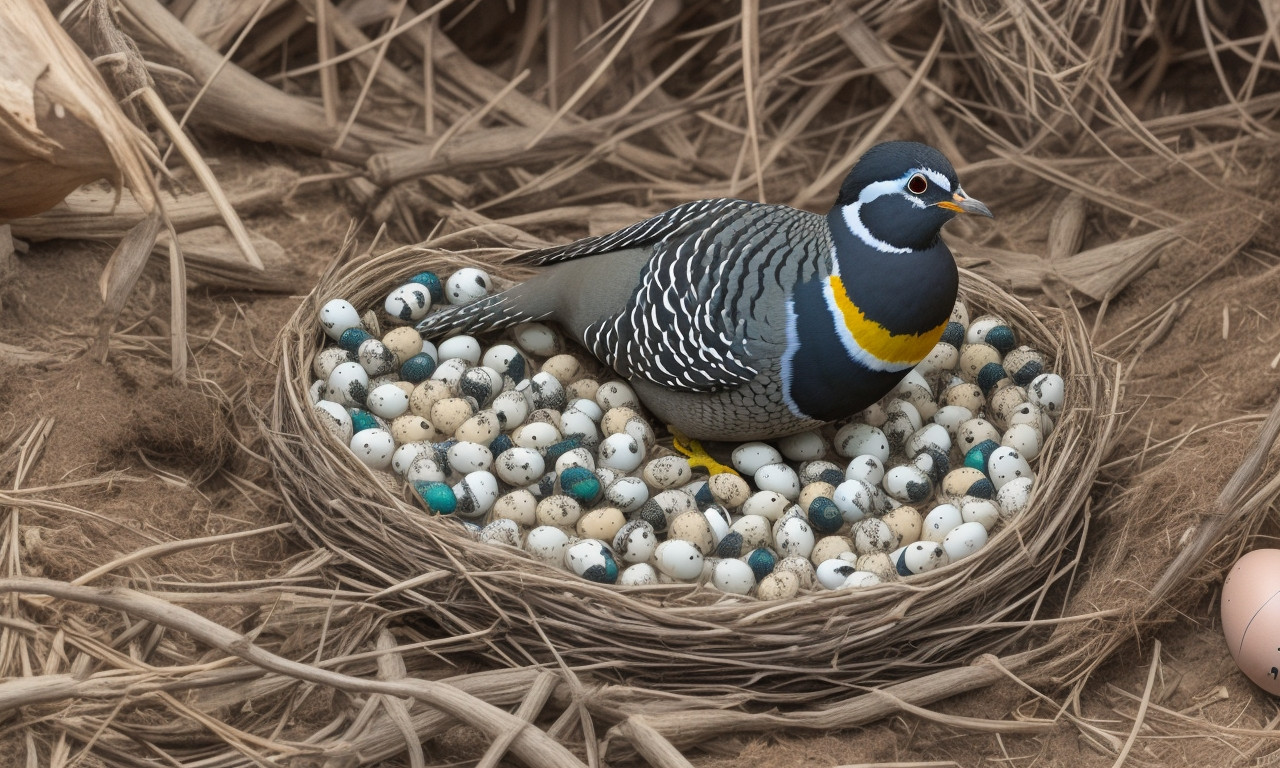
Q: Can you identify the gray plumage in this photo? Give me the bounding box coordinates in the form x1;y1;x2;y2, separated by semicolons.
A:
417;199;832;440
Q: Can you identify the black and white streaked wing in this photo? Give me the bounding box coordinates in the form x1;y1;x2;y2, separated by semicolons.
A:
583;203;828;394
518;199;756;265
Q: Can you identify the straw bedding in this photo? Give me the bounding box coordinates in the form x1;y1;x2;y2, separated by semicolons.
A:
268;241;1118;700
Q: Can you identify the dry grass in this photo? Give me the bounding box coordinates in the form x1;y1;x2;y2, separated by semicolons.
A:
3;0;1280;765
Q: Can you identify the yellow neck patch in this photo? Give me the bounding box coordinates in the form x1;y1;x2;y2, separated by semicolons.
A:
828;275;947;365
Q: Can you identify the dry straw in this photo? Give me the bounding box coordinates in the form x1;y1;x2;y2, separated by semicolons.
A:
267;239;1119;702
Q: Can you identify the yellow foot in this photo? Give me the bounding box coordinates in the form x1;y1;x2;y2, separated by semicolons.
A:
669;426;739;476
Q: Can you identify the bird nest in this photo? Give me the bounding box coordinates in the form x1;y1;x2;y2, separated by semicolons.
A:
266;242;1118;702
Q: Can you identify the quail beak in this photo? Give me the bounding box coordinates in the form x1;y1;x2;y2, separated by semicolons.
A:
936;190;993;218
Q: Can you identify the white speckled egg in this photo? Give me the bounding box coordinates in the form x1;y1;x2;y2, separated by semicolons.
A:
960;496;1001;531
778;430;826;461
956;418;1001;453
841;570;884;588
482;343;524;376
754;463;800;500
491;390;530;430
453;471;499;518
495;446;546;485
430;358;469;391
643;456;692;490
774;516;815;560
314;347;354;380
987;446;1033;490
391;442;427;475
844;455;885;487
655;539;703;580
921;503;963;543
595;380;640;410
525;525;570;565
480;518;522;548
905;423;951;458
816;558;858;590
775;556;818;590
326;362;370;407
834;423;890;463
357;339;398;377
741;490;789;521
931;405;974;440
319;299;362;341
314;400;353;444
522;371;566;411
554;447;595;474
653;490;698;520
711;558;757;595
597;433;645;472
896;541;947;576
564;539;618;584
384;282;432;322
942;521;988;562
559;409;599;446
604;476;649;513
1028;373;1065;416
1002;422;1043;460
405;454;445;484
832;479;877;524
437;335;482;365
419;339;439;361
365;383;410;420
349;428;395;470
853;517;900;555
703;505;732;546
724;514;771;553
458;367;503;408
512;322;562;357
883;464;933;504
512;421;562;452
445;267;491;305
566;398;603;422
612;519;658;563
964;314;1006;345
620;562;658;585
996;476;1034;520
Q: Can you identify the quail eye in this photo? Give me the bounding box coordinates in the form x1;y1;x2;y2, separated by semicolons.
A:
907;173;928;195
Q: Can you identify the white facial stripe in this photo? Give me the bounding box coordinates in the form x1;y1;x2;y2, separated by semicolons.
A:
920;167;952;191
821;281;915;373
857;179;904;204
840;203;910;254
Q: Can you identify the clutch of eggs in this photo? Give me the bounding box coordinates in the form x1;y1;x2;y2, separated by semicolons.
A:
310;274;1060;599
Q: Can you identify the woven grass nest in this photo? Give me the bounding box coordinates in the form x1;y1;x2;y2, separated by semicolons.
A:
268;242;1117;702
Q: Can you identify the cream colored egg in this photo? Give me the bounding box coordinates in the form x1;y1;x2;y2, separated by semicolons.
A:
709;472;751;508
535;495;582;527
756;570;800;600
577;507;626;542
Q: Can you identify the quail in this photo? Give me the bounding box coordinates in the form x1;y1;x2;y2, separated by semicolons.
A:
417;141;991;443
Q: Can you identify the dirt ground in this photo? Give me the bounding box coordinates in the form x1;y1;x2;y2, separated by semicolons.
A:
3;136;1280;767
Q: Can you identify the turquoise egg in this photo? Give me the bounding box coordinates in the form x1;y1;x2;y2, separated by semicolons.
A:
400;353;437;383
543;436;583;464
976;362;1008;394
807;497;844;535
339;327;373;353
348;408;381;433
408;271;445;304
744;547;777;581
963;439;1000;473
560;466;603;505
582;548;620;584
984;325;1016;354
414;480;457;515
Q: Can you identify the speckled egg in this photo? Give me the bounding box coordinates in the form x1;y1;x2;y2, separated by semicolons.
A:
959;495;1000;530
832;479;877;524
956;418;1001;454
853;517;900;555
512;421;563;452
754;463;800;500
524;525;570;564
357;338;398;377
816;559;858;590
939;381;984;412
564;539;619;584
479;518;522;548
741;490;789;521
773;516;815;560
326;362;369;407
535;495;582;527
452;471;499;518
493;489;537;526
391;441;427;475
319;299;362;341
597;433;645;472
1002;423;1043;461
905;423;951;458
756;570;800;600
577;506;626;542
612;519;658;563
726;442;781;475
895;541;947;576
881;505;922;545
987;446;1033;490
445;267;491;306
778;430;826;461
643;456;692;489
654;539;703;580
712;558;757;595
437;335;482;365
384;282;432;322
775;556;818;590
1002;345;1046;386
314;400;353;444
844;455;885;487
932;405;974;439
554;447;595;474
447;441;493;474
430;358;468;391
996;476;1034;520
668;510;715;554
492;390;530;430
1028;372;1065;417
365;383;410;420
942;521;988;562
595;380;640;410
941;467;995;499
482;343;526;381
494;446;545;485
458;367;503;407
921;503;963;542
883;464;933;504
834;423;890;463
603;476;649;514
314;347;354;380
856;551;895;581
619;562;658;586
965;314;1009;346
405;454;445;484
840;571;884;588
523;372;566;411
708;473;751;508
349;428;394;470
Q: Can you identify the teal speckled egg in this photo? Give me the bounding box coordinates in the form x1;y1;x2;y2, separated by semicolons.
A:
348;408;381;434
744;547;777;581
414;480;457;515
806;497;844;535
984;325;1017;354
400;353;436;383
409;271;445;304
339;327;373;353
963;439;1001;473
560;466;603;506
